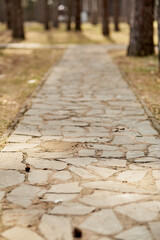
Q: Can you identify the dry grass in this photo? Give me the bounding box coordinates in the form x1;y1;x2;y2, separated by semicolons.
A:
0;22;130;45
0;48;64;140
110;50;160;125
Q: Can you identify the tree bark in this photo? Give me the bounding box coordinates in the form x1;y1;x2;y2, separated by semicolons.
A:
92;0;98;25
67;0;73;31
114;0;120;31
128;0;155;56
157;0;160;70
12;0;25;39
102;0;110;36
5;0;12;29
53;0;59;28
75;0;81;31
44;0;50;30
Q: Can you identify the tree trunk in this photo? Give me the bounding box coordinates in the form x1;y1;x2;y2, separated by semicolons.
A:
92;0;98;25
12;0;25;39
75;0;81;31
53;0;59;28
67;0;73;30
128;0;155;56
157;0;160;70
102;0;109;36
5;0;12;29
44;0;50;30
114;0;120;31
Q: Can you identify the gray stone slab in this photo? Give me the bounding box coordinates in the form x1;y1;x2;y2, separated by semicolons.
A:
115;226;152;240
26;158;67;170
39;215;73;240
0;152;24;170
48;182;82;193
80;209;123;235
0;170;24;189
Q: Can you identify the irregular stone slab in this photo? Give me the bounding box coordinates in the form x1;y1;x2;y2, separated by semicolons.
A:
112;136;136;145
7;135;31;143
95;159;127;168
115;201;160;222
1;226;44;240
27;152;73;159
62;157;97;166
80;209;123;235
50;202;95;215
2;209;44;227
42;193;77;203
115;226;152;240
86;166;117;178
102;151;124;158
126;151;145;159
7;184;45;207
78;149;95;157
2;143;38;152
69;166;96;179
48;182;82;193
88;144;118;151
82;181;157;194
79;191;147;208
52;171;71;180
26;158;67;170
63;137;110;143
39;214;73;240
148;145;160;158
123;144;147;151
28;170;51;184
136;121;158;136
0;152;25;170
116;170;147;183
134;157;158;163
148;221;160;240
0;170;24;189
13;124;41;137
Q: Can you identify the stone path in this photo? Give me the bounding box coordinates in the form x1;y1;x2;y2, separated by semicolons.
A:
0;45;160;240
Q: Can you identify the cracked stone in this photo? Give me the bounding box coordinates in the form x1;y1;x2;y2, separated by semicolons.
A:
50;202;95;215
7;184;45;207
82;181;157;194
0;170;24;189
39;215;72;240
79;191;147;208
80;209;123;235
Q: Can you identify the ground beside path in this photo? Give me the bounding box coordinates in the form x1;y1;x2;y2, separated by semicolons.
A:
0;45;160;240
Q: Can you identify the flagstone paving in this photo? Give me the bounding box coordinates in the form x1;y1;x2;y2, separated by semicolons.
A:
0;45;160;239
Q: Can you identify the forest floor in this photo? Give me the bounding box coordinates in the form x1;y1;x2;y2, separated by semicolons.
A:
110;50;160;127
0;22;129;45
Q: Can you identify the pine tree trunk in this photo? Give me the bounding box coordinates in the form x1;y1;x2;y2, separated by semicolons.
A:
128;0;155;56
102;0;109;36
12;0;25;39
75;0;81;31
114;0;120;31
53;0;59;28
92;0;98;25
157;0;160;70
67;0;73;31
5;0;12;29
44;0;50;30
